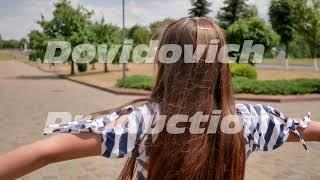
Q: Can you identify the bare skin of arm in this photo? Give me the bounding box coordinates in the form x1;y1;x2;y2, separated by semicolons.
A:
287;121;320;142
0;133;101;180
0;120;319;179
0;114;129;179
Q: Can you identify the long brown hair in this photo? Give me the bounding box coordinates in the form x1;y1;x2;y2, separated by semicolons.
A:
119;17;245;180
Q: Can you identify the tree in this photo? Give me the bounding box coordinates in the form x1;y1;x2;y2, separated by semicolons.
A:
38;0;93;75
188;0;212;17
298;0;320;71
89;18;121;72
217;0;257;29
128;25;151;45
28;30;49;62
149;18;174;40
289;33;311;58
269;0;299;69
126;25;151;64
226;17;280;63
2;39;20;49
0;34;3;49
19;38;28;50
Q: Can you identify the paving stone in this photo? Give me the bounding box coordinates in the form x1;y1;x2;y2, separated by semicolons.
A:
1;61;319;179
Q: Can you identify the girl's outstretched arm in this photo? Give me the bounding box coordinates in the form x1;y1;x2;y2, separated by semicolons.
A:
0;133;101;180
288;120;320;142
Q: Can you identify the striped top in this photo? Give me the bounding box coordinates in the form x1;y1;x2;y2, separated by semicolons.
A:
46;103;311;179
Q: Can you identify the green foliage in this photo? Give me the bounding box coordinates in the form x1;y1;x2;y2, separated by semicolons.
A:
126;25;152;64
89;18;121;46
0;34;2;48
296;0;320;59
226;17;280;61
230;64;257;80
1;39;21;49
269;0;300;57
0;33;28;50
28;30;49;61
77;63;87;72
37;0;93;74
128;25;151;45
227;18;279;49
116;75;154;90
233;77;320;95
188;0;212;17
217;0;257;29
289;33;311;58
149;18;174;39
116;75;320;95
88;18;121;67
38;0;93;46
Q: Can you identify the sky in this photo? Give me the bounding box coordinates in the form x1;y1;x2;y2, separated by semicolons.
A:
0;0;271;40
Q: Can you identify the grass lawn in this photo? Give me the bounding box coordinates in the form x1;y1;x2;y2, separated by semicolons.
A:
0;50;27;61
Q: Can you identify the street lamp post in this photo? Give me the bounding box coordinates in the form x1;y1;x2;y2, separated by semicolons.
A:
122;0;126;86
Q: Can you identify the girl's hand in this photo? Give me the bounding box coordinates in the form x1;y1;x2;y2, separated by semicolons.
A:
288;121;320;142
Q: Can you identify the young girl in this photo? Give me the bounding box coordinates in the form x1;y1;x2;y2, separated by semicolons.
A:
0;17;320;180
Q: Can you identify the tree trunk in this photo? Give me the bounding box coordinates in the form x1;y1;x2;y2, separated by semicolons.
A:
91;63;96;70
312;47;319;72
70;60;75;75
285;44;289;70
104;63;108;72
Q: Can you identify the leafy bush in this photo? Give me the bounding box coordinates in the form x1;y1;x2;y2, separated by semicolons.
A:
230;64;257;80
77;63;87;72
116;75;320;95
233;77;320;95
226;17;280;51
116;75;154;90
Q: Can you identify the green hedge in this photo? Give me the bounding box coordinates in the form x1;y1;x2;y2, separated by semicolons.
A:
233;77;320;95
116;75;154;90
116;75;320;95
230;64;257;80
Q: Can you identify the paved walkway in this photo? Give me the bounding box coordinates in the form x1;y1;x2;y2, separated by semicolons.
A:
0;61;319;180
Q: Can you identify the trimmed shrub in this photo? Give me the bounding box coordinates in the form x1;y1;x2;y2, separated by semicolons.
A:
116;75;154;90
233;77;320;95
230;64;257;80
77;63;87;72
116;75;320;95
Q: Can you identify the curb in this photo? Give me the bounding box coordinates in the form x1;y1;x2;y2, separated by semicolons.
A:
59;75;152;96
24;60;320;103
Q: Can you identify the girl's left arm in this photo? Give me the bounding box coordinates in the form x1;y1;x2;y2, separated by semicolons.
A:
288;120;320;142
0;133;101;180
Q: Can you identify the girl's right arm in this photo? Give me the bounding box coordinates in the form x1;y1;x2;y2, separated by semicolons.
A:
0;103;150;179
0;133;101;180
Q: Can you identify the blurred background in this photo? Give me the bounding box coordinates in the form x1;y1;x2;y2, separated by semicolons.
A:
0;0;319;179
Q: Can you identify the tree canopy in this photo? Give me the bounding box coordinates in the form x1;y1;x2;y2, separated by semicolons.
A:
149;18;174;39
188;0;212;17
128;25;151;45
269;0;299;58
296;0;320;70
217;0;257;29
226;17;280;62
36;0;93;74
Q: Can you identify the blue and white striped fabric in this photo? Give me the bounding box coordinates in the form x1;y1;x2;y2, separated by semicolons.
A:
46;102;311;179
236;104;310;158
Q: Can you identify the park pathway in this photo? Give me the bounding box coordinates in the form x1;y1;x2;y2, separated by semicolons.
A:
0;60;319;180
